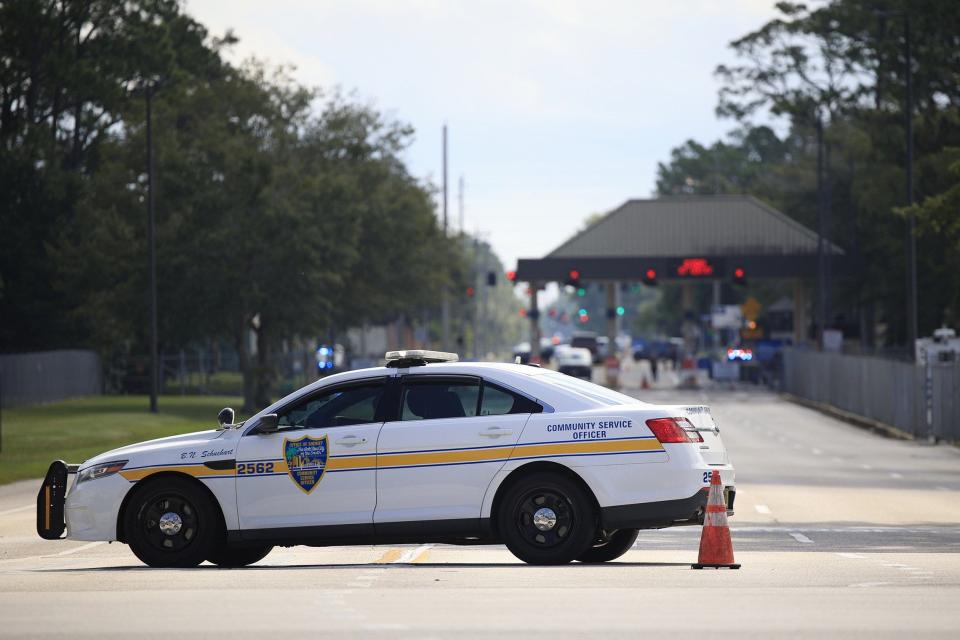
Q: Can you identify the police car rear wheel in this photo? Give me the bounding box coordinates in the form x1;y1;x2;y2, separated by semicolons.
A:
206;544;273;568
577;528;639;563
499;472;596;565
124;477;221;568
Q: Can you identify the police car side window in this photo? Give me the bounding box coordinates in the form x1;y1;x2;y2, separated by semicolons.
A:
277;383;384;430
480;383;543;416
401;380;479;421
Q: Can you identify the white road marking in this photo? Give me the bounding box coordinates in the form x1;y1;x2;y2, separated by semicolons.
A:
832;457;844;463
881;563;909;568
836;552;866;559
392;544;433;564
754;504;771;515
43;541;106;557
789;532;814;544
889;472;903;479
811;448;823;455
849;582;893;588
0;504;33;517
936;486;950;491
0;540;107;566
860;464;873;470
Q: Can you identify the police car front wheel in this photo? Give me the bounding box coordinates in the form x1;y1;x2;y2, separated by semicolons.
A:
498;472;597;565
123;476;222;568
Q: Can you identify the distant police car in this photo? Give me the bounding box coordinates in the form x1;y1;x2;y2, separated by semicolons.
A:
37;350;735;567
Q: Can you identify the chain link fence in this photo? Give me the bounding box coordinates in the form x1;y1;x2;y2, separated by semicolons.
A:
782;348;960;442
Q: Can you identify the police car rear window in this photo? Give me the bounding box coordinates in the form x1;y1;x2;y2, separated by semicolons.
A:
541;371;641;406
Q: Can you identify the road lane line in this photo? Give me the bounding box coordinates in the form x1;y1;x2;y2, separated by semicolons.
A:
788;532;814;544
754;504;771;515
860;464;873;470
837;553;866;559
43;541;106;557
811;448;823;455
0;504;33;517
392;544;433;564
849;582;893;588
889;472;903;479
936;486;950;491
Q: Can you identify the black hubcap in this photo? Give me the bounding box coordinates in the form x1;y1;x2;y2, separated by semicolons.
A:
515;489;574;547
141;494;199;553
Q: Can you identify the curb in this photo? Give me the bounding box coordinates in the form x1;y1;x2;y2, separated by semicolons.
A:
780;393;915;441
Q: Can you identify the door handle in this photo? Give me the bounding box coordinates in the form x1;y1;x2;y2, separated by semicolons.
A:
335;435;368;445
479;427;513;438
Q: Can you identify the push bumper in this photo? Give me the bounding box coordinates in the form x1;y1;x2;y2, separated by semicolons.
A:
601;486;736;531
37;460;79;540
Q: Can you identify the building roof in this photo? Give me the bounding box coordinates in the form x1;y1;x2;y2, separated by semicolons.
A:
546;195;842;258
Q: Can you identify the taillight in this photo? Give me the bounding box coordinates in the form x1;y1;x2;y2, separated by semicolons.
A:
645;417;703;443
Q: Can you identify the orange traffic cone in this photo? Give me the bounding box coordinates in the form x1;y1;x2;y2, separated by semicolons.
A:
692;469;740;569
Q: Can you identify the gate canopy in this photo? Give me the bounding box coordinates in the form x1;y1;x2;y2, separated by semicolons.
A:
516;195;849;282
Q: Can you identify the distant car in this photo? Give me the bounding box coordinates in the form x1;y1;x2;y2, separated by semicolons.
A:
571;331;599;362
555;346;593;379
38;350;735;567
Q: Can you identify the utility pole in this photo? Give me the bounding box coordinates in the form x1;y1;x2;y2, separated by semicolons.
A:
441;125;451;352
146;86;159;413
458;175;465;234
815;113;827;348
905;14;918;353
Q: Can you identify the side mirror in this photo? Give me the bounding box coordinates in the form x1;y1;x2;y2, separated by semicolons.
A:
257;414;279;434
218;407;235;428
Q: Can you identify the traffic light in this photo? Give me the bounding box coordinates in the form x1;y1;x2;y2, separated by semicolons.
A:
565;269;581;289
616;305;626;316
576;287;586;297
643;268;657;286
733;267;747;286
466;286;475;297
506;270;517;283
487;271;496;286
579;313;589;324
519;308;527;318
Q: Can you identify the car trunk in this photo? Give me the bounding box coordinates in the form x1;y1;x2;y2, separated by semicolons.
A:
677;405;730;466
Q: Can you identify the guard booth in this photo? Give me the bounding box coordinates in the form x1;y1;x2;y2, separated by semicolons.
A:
514;195;852;364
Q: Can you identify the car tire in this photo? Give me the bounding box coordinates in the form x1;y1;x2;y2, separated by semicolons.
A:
206;544;273;568
577;529;638;563
123;476;222;568
498;472;597;565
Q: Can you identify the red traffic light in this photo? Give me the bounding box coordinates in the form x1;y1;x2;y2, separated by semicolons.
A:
466;286;475;297
734;267;745;279
733;267;746;285
506;270;517;282
646;269;656;280
643;268;658;286
569;269;580;281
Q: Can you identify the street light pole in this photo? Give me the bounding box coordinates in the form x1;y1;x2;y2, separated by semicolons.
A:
146;85;159;413
874;9;918;353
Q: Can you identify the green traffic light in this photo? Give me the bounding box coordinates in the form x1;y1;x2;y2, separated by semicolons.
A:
616;306;625;316
578;308;587;317
577;288;586;297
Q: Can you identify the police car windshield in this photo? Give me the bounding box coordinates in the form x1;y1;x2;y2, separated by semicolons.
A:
541;371;641;406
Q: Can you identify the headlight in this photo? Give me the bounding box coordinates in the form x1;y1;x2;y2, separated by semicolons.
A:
77;460;128;483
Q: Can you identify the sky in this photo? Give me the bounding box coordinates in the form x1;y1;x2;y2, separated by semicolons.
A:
186;0;780;270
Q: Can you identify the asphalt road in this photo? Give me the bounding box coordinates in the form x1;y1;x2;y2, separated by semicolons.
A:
1;388;959;638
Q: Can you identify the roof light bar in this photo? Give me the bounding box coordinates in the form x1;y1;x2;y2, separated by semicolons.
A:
385;350;459;368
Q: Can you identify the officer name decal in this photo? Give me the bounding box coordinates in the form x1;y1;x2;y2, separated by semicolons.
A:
546;419;633;440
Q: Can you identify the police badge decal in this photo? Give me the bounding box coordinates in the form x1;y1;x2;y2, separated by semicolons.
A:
283;435;329;493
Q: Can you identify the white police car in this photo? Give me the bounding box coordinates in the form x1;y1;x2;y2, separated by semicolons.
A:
37;350;735;567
